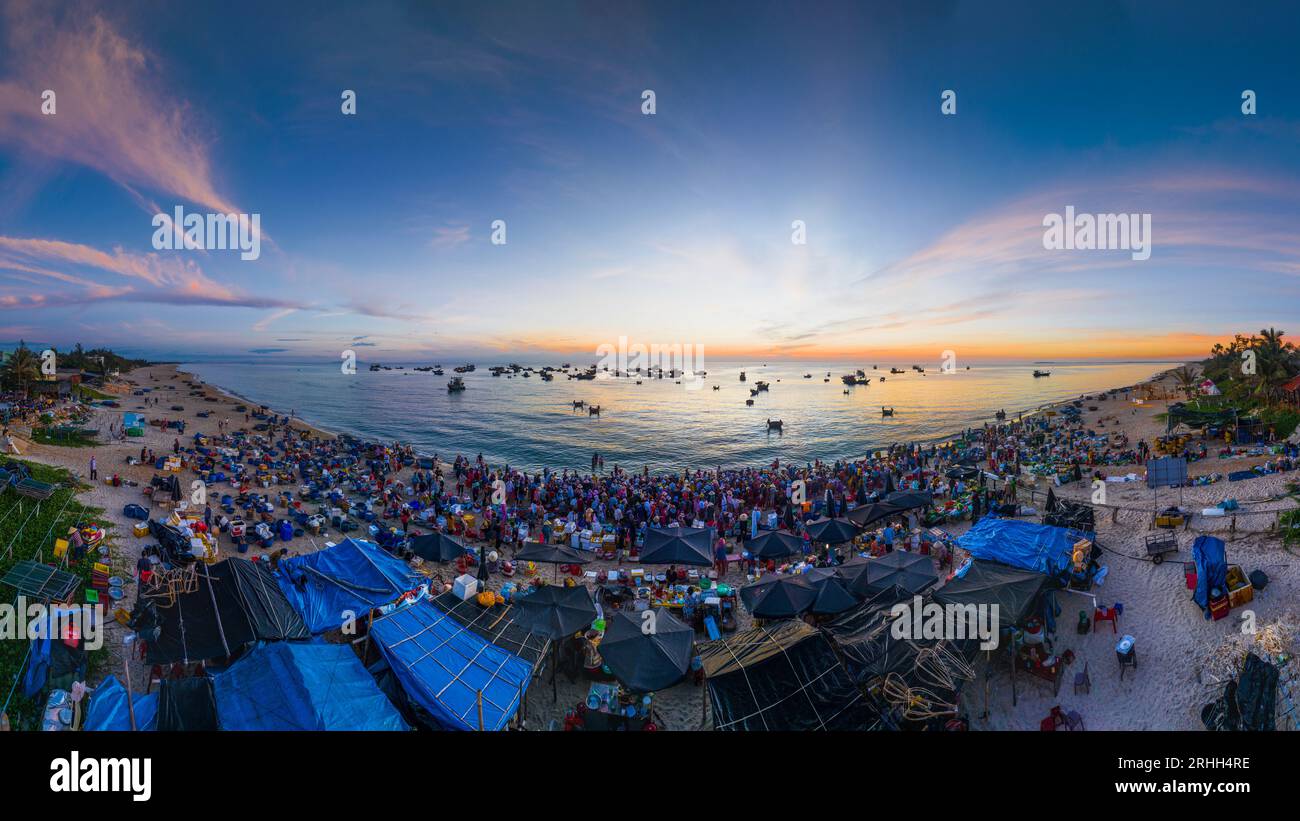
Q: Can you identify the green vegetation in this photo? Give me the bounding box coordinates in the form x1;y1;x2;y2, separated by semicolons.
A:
1197;328;1300;438
2;341;149;396
56;343;150;375
0;342;40;395
31;427;99;448
0;460;113;728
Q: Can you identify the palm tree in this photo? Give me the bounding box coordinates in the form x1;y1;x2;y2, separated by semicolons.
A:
1251;328;1297;401
1171;365;1199;400
1;342;41;396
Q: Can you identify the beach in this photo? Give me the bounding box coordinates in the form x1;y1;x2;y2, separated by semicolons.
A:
8;361;1299;731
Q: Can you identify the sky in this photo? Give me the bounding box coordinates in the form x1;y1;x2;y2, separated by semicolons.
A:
0;0;1298;364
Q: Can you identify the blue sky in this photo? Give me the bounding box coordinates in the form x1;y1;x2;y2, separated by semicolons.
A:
1;0;1298;362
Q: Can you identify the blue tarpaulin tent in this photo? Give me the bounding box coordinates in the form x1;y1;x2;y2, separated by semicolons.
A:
1192;535;1228;617
211;642;406;731
958;517;1093;578
369;598;533;731
84;675;158;731
276;537;419;633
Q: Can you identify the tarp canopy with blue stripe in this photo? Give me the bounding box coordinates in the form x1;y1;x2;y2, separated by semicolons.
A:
369;598;533;731
276;537;420;633
84;675;158;731
212;641;406;731
957;517;1093;578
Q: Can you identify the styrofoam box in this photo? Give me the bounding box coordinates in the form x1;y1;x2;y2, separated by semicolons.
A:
453;574;478;601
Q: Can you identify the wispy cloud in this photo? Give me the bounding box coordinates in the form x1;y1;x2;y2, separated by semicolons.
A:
0;235;300;309
0;1;240;214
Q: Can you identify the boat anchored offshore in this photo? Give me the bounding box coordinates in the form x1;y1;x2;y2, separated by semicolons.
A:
766;419;783;431
1033;370;1051;377
881;406;895;416
447;376;466;392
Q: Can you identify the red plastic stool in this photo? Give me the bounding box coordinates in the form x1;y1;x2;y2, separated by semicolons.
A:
1093;606;1118;633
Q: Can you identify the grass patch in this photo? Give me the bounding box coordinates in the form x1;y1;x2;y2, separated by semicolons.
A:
0;459;113;729
74;385;115;402
31;427;99;448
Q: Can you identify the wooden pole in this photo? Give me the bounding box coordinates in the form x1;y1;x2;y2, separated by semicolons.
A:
476;690;484;731
122;638;138;731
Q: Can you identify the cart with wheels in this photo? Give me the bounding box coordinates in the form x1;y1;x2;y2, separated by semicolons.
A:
1144;530;1178;565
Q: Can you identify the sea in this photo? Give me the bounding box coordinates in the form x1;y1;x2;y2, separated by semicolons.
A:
179;358;1171;473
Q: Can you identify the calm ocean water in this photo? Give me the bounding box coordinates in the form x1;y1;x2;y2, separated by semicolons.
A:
179;359;1170;473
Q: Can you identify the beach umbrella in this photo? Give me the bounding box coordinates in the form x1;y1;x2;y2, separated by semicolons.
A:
804;567;860;616
846;501;904;529
599;609;694;692
862;551;938;596
512;583;598;702
640;526;713;567
511;584;597;641
883;490;933;511
407;531;466;562
746;530;805;559
739;574;817;619
804;517;861;546
945;465;981;481
514;541;592;566
514;540;591;581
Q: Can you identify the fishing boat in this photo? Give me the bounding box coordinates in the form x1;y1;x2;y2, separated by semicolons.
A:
1033;370;1051;377
447;377;466;392
881;407;895;416
841;374;857;385
766;419;783;431
739;371;746;382
755;381;770;391
890;367;905;374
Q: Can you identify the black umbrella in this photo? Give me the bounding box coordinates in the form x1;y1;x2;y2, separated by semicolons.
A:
640;526;713;566
515;540;592;582
833;558;877;598
599;608;694;692
804;516;862;546
845;501;905;528
407;531;467;562
740;574;817;618
514;541;592;566
746;530;805;559
511;584;597;640
804;568;860;615
945;465;981;480
883;490;933;511
512;584;598;703
862;550;938;596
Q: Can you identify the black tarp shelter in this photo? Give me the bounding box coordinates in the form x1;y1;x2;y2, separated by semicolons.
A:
701;620;878;731
141;558;310;664
932;560;1048;630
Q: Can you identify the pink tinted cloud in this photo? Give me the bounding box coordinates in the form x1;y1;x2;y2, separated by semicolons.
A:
0;1;239;214
0;235;299;309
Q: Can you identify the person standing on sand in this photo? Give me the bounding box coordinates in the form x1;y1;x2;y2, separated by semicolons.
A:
89;454;97;481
